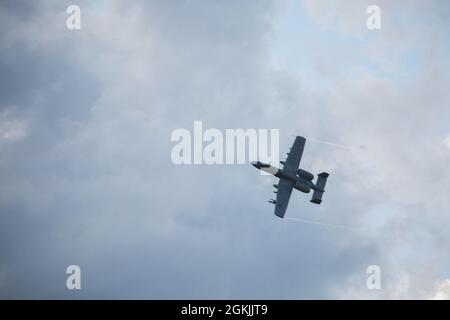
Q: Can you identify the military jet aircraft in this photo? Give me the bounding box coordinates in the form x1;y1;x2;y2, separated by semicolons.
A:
251;136;329;218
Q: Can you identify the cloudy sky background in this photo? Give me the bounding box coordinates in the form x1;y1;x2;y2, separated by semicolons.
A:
0;0;449;299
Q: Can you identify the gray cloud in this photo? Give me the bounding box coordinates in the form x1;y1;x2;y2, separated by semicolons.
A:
0;0;449;299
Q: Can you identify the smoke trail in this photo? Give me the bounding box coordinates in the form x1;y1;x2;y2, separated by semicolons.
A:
286;217;361;231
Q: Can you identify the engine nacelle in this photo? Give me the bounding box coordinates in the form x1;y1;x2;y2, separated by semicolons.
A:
294;182;310;193
297;169;314;181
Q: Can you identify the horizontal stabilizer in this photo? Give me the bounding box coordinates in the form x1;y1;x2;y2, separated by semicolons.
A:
310;172;329;204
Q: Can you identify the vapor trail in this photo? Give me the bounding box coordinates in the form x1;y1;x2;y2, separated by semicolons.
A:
303;137;355;150
286;217;361;231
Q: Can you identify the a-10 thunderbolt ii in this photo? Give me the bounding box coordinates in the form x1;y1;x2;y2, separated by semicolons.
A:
251;136;329;218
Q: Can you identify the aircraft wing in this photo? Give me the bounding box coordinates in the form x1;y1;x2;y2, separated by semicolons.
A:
283;136;306;174
274;178;294;218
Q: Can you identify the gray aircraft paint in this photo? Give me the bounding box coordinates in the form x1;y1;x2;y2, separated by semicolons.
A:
251;136;329;218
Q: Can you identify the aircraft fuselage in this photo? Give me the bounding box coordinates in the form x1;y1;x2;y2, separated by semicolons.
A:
251;161;318;193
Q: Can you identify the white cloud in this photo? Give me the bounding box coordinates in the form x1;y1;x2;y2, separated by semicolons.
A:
443;134;450;149
0;110;27;143
431;279;450;300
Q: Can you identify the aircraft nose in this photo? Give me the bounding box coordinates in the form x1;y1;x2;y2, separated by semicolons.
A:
250;161;259;168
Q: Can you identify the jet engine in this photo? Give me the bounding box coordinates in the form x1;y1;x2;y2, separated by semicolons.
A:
294;182;310;193
297;169;314;181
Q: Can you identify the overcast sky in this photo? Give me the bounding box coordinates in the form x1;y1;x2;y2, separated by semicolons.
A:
1;0;450;299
